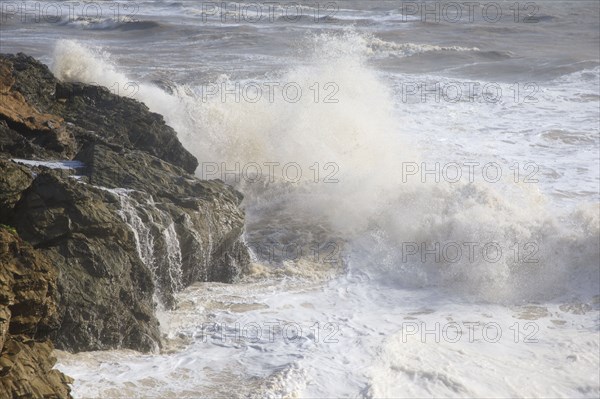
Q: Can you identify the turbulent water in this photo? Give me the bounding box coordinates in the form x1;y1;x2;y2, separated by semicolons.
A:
2;0;599;397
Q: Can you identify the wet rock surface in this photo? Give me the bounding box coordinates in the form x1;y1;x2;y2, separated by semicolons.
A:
0;52;250;394
10;172;161;353
75;143;249;303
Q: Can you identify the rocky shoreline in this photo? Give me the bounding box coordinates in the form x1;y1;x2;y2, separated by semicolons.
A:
0;53;250;398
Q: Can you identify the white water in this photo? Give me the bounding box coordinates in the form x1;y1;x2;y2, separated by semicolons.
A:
49;28;599;398
163;222;184;293
113;189;156;273
51;36;599;301
106;188;186;304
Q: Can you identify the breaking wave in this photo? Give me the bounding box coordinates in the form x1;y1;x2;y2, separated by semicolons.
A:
51;32;599;303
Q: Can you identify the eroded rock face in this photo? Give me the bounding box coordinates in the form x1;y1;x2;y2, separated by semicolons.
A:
10;172;160;352
75;143;249;307
0;227;72;398
0;58;75;159
0;52;250;355
1;53;198;173
0;159;33;221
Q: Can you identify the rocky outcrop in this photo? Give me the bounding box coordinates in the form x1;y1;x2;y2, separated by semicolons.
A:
10;172;160;352
1;53;198;173
0;227;72;398
0;50;250;361
0;59;76;159
75;143;249;300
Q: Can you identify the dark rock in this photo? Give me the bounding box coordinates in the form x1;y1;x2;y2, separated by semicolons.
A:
0;57;76;159
0;53;198;173
10;172;160;352
0;53;250;354
0;227;73;398
0;159;33;222
76;142;242;205
0;120;57;159
75;143;249;307
2;53;58;112
54;80;198;173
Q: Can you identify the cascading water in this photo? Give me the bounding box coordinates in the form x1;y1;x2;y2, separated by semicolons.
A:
103;187;187;306
113;188;156;275
163;222;184;293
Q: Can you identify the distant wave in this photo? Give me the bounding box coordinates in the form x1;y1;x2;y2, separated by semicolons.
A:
60;17;162;31
367;37;480;57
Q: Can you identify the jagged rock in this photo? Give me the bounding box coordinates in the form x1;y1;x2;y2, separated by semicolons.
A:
0;120;58;159
1;53;58;112
1;53;198;173
0;53;250;354
10;172;160;353
54;81;198;173
0;58;76;159
0;227;72;398
76;142;241;203
0;160;33;222
75;143;249;307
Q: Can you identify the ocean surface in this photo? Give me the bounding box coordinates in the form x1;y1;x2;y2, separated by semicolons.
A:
1;1;599;397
